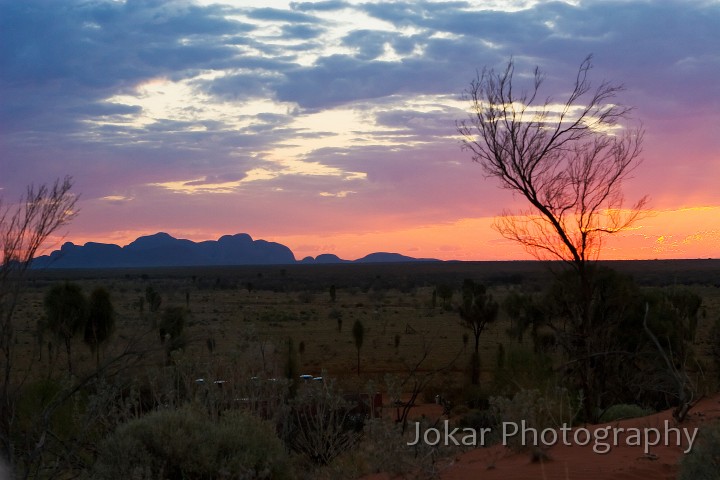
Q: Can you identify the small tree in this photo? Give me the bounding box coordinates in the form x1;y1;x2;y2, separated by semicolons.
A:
0;177;76;468
459;280;498;385
145;286;162;313
503;291;544;345
284;338;298;397
457;55;646;417
159;306;186;361
457;55;646;280
44;282;87;376
84;287;115;370
436;284;453;309
288;381;361;465
352;320;364;376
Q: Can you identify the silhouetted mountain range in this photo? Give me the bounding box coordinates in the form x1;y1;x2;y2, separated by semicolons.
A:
32;233;438;268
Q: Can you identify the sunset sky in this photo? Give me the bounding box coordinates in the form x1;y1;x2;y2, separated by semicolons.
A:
1;0;718;261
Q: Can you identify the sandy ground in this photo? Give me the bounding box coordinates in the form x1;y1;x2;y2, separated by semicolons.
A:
369;395;720;480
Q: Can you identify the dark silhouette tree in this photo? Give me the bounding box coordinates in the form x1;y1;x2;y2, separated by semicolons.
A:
44;282;87;376
458;280;498;385
457;55;647;417
285;337;299;397
0;177;76;467
458;55;646;275
436;284;453;309
158;305;187;364
159;306;185;344
329;284;336;303
84;287;115;370
352;320;364;376
145;286;162;313
503;291;544;345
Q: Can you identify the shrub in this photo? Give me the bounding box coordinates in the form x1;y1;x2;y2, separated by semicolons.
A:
598;404;653;423
15;379;78;451
284;381;361;465
492;345;554;396
93;407;293;480
319;416;461;480
678;420;720;480
159;306;185;342
457;409;498;434
489;388;581;451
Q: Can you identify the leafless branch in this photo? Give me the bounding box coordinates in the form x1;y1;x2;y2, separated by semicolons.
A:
458;56;646;271
0;177;78;468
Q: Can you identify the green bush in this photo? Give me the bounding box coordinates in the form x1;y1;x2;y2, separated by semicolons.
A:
598;404;653;423
93;407;293;480
678;420;720;480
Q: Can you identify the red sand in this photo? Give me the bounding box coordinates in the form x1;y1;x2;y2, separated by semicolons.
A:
368;396;720;480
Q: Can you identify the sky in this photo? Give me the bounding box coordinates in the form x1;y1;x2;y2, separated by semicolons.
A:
1;0;718;261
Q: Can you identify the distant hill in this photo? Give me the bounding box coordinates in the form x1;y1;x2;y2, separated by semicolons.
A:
33;233;296;268
32;233;439;268
300;254;350;264
354;252;437;263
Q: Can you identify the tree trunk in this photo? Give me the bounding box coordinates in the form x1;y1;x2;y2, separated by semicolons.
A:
472;334;481;385
65;339;73;377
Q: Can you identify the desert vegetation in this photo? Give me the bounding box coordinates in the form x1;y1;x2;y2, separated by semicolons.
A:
0;258;717;478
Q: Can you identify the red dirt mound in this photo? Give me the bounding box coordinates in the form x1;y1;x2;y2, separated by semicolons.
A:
368;395;720;480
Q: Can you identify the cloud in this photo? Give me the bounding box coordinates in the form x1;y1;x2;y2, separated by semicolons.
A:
290;1;349;12
245;7;319;23
101;195;134;204
1;0;718;259
281;23;325;39
319;190;355;198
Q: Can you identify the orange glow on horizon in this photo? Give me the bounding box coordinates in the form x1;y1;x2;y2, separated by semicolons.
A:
42;206;719;263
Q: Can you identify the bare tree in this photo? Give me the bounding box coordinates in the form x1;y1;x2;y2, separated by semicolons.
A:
458;55;646;294
0;177;77;468
390;331;462;434
457;55;647;419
